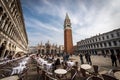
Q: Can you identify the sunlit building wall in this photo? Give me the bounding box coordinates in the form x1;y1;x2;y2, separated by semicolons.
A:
77;28;120;55
0;0;28;59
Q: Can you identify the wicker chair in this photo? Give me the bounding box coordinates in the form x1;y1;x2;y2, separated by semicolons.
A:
90;65;99;76
0;69;12;78
86;75;103;80
80;68;87;77
19;67;29;80
45;73;57;80
102;74;118;80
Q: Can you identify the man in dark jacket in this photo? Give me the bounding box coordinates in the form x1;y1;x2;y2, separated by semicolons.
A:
111;53;117;67
79;53;84;64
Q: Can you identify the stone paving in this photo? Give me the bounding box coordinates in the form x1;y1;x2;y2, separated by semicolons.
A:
69;55;120;69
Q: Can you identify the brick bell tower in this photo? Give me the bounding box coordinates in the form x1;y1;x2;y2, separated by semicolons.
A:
64;13;73;54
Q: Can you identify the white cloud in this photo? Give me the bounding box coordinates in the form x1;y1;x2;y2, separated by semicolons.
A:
21;0;120;46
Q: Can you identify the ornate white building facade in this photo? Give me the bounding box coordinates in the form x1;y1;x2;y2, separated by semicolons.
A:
0;0;28;59
37;41;63;54
77;28;120;55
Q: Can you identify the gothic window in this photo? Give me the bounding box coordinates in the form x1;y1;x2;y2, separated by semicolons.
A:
3;13;7;20
95;38;97;42
104;43;107;47
4;18;9;30
100;43;102;47
111;34;114;38
106;35;109;39
0;6;3;15
113;41;117;46
116;32;119;37
94;44;96;48
97;44;99;47
102;36;104;40
92;39;94;43
108;42;111;46
99;37;101;41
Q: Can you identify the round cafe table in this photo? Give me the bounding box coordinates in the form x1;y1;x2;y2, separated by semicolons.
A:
81;64;92;70
54;69;67;75
114;71;120;79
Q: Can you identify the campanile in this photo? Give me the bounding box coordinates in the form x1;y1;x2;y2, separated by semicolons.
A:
64;13;73;54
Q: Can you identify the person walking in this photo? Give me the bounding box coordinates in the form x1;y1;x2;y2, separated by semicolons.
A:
85;53;88;63
66;53;69;61
63;52;67;62
110;53;117;67
79;53;84;64
85;53;92;65
87;53;92;65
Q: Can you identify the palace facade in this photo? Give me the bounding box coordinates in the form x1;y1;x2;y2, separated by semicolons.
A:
0;0;28;59
77;28;120;55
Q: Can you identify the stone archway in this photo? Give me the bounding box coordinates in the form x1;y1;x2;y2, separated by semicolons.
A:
42;49;44;54
4;50;9;58
51;49;53;54
14;52;24;58
0;41;6;57
38;49;40;54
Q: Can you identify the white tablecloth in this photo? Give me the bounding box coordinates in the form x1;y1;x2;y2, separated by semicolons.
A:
54;69;67;74
11;66;26;75
114;71;120;79
36;57;53;70
81;64;91;70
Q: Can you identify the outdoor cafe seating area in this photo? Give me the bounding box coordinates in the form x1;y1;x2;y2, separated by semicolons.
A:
0;54;120;80
32;54;120;80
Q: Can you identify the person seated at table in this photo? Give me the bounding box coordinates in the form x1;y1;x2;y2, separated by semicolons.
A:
55;58;60;69
54;58;60;66
62;61;68;70
36;53;40;59
73;61;79;71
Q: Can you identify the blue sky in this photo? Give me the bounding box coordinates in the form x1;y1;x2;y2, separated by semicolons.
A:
21;0;120;46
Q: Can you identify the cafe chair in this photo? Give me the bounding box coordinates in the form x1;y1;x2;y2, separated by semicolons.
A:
71;67;77;80
78;68;91;80
93;65;99;75
40;69;47;80
0;74;5;79
64;67;78;80
86;75;103;80
102;74;118;80
80;68;88;77
19;67;29;80
45;73;57;80
0;69;12;77
71;71;77;80
112;69;120;73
